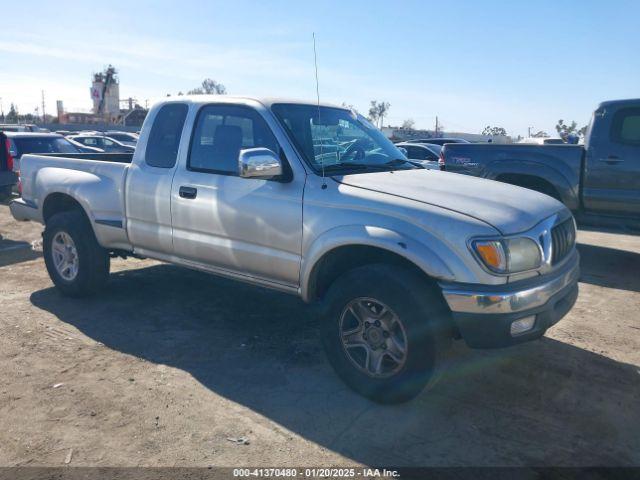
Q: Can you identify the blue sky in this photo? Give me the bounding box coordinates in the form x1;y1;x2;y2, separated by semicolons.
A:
1;0;638;137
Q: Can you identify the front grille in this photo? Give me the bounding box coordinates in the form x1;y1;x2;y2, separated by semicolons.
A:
551;218;576;264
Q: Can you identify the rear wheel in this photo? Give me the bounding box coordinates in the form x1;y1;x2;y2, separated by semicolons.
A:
43;209;110;297
321;264;451;404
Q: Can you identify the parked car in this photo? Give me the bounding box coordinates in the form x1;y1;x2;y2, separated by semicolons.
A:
0;132;17;199
5;132;84;172
406;137;470;146
441;99;640;228
517;137;565;145
0;124;39;132
11;96;579;403
66;137;105;153
67;135;135;153
105;131;139;147
396;142;442;169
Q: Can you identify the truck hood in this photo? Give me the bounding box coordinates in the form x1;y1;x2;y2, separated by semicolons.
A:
334;169;564;234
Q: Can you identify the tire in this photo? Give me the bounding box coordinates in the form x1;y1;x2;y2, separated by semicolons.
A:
43;209;110;297
321;264;451;404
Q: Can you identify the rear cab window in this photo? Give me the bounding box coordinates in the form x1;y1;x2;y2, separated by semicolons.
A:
145;103;189;168
611;107;640;146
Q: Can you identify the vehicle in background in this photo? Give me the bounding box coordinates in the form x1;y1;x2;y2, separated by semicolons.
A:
67;135;135;153
517;137;565;145
396;142;441;169
75;130;103;136
1;132;84;198
0;132;17;199
405;137;470;146
66;137;105;153
105;131;139;146
11;96;579;403
55;130;73;136
0;124;40;133
440;99;640;228
6;132;83;172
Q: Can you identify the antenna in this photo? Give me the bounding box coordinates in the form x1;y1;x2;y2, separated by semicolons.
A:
313;33;327;189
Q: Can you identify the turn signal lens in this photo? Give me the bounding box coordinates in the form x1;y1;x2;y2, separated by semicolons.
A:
472;237;542;274
474;240;507;272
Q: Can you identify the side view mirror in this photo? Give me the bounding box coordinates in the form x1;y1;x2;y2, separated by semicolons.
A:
238;148;283;180
397;146;408;157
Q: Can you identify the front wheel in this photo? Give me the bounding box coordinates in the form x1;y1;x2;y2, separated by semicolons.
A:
321;264;451;404
43;209;110;297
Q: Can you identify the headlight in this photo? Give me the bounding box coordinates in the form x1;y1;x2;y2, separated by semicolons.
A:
472;237;542;274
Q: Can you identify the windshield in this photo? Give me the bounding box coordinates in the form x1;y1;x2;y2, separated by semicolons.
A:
271;104;414;174
12;137;80;158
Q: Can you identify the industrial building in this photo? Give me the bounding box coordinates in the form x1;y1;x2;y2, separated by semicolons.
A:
56;65;148;128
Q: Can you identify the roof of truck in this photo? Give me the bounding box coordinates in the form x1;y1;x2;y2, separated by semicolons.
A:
160;95;347;110
597;98;640;108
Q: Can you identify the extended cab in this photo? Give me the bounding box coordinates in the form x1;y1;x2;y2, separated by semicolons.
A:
440;99;640;228
11;96;580;403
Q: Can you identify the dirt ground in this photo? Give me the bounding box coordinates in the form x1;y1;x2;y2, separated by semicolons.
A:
0;202;639;467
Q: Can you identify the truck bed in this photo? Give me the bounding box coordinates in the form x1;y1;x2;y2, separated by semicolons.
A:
38;152;134;163
17;153;133;251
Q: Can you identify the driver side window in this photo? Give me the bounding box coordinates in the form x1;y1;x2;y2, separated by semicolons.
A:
188;105;279;175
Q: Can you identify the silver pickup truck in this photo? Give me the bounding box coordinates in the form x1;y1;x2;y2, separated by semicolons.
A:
11;97;580;403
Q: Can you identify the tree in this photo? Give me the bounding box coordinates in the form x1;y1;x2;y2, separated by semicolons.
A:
6;103;18;123
531;130;549;138
188;78;227;95
482;125;507;136
401;119;415;130
556;119;587;141
368;100;391;128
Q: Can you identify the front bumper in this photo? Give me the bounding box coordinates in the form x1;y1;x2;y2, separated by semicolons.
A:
439;251;580;348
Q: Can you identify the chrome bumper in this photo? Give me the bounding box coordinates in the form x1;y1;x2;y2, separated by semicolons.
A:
440;252;580;315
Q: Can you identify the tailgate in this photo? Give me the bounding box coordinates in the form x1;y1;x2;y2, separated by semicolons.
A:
440;143;483;175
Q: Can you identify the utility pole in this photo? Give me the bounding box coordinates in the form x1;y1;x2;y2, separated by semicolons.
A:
528;126;533;137
0;97;4;122
41;90;46;123
435;116;439;137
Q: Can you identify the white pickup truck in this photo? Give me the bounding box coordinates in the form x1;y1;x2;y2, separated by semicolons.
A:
11;96;580;403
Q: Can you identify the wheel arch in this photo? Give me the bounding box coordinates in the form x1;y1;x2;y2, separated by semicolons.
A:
301;225;456;303
42;192;90;224
495;173;561;199
486;161;579;210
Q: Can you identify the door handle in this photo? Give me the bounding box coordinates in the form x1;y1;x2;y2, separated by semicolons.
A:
598;156;623;165
179;186;198;199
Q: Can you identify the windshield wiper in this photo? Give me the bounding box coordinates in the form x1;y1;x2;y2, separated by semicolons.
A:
322;159;423;174
384;158;425;169
322;162;371;172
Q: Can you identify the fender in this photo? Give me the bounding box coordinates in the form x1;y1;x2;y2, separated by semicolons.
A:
299;224;463;302
483;159;580;210
36;167;131;249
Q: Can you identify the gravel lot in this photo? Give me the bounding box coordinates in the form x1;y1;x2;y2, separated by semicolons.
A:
0;202;639;467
